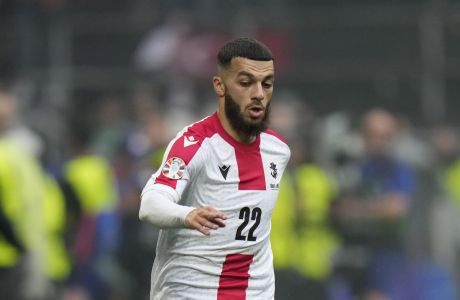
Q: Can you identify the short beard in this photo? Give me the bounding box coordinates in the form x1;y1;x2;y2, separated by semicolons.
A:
224;91;270;137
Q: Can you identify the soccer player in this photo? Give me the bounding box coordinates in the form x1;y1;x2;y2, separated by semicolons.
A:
139;37;291;300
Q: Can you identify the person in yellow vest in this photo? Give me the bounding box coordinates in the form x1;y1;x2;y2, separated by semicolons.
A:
42;174;72;289
63;123;121;300
0;82;50;299
271;139;340;300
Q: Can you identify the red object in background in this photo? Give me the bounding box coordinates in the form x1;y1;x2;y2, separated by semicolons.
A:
257;31;292;74
178;32;293;78
31;0;65;10
177;33;230;79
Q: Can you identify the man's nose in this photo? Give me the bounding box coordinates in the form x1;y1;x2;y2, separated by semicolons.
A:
251;83;264;101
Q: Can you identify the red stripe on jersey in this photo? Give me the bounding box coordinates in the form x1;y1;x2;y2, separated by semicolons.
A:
217;254;254;300
235;140;266;190
211;113;266;190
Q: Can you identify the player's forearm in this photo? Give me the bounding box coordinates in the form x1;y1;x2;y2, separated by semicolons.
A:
139;189;195;228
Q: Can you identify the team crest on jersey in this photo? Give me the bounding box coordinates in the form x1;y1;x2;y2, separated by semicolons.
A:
269;162;278;178
162;157;186;179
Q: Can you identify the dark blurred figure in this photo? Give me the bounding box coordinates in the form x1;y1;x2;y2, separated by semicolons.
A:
332;108;416;300
63;123;122;300
111;84;167;300
112;139;161;300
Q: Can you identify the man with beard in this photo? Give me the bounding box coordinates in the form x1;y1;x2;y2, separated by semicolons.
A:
139;37;290;300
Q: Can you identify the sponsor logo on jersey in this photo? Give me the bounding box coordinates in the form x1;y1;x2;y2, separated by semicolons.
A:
270;183;280;190
269;162;278;178
219;164;230;180
184;135;199;147
162;157;186;179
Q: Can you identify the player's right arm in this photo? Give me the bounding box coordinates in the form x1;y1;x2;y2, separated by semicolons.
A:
139;129;226;235
139;184;227;235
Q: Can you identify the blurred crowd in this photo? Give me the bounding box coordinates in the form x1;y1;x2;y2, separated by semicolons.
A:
1;72;460;300
270;102;460;300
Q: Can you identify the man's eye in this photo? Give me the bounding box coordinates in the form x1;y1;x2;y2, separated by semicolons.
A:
263;82;273;89
240;82;251;87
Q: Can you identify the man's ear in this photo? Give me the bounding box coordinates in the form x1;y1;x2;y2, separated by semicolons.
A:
212;76;225;97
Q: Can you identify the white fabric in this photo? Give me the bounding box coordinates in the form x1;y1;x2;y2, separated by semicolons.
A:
140;114;290;300
139;183;194;228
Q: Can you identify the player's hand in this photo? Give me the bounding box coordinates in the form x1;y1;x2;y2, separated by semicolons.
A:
185;206;227;236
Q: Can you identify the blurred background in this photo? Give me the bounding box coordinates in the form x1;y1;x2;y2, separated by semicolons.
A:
1;0;460;299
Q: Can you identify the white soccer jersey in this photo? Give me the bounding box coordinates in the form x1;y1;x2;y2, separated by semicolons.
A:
142;112;290;300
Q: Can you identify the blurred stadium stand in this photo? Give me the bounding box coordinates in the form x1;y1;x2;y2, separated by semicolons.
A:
1;0;460;125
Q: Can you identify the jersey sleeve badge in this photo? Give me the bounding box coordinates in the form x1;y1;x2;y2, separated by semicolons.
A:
162;157;186;179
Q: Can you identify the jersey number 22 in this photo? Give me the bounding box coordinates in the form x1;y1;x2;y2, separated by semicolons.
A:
235;207;262;241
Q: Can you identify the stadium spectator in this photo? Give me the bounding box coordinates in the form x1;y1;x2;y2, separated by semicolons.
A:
63;123;122;300
332;108;416;299
0;82;50;299
272;138;340;300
